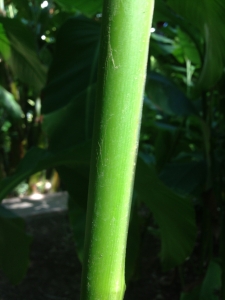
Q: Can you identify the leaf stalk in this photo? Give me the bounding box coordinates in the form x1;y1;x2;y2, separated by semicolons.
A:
81;1;155;299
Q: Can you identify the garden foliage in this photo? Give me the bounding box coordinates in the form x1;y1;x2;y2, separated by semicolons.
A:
0;0;225;298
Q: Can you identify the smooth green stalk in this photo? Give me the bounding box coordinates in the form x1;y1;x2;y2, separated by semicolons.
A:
81;1;155;299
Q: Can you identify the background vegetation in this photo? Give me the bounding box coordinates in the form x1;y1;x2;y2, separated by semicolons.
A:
0;0;225;299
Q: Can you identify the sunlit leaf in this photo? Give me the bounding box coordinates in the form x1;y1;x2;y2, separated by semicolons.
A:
167;0;225;90
0;17;47;92
0;23;11;60
150;31;177;57
0;85;23;122
176;28;201;66
153;0;202;60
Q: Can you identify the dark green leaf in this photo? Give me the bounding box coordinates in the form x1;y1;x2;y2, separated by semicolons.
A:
154;126;180;171
150;33;176;57
180;286;201;300
56;165;89;209
125;205;141;282
0;205;32;284
200;260;221;300
54;0;103;16
0;142;91;202
146;72;196;116
43;85;96;151
10;0;32;20
135;157;197;269
180;260;221;300
68;196;87;262
176;28;201;66
0;23;11;60
42;16;100;114
167;0;225;90
160;160;207;195
0;145;197;272
0;17;47;92
153;0;203;61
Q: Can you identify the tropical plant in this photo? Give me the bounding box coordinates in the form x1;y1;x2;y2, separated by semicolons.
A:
79;1;155;298
0;0;225;299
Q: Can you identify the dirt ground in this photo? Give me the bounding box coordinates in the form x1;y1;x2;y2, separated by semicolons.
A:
0;213;181;300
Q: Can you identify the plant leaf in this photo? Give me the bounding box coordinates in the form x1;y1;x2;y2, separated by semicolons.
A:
160;160;207;195
176;28;201;66
0;205;32;284
200;260;221;300
0;85;23;122
146;72;196;116
153;0;203;61
68;196;87;262
125;205;141;282
0;23;11;60
181;260;222;300
0;145;197;272
180;286;201;300
154;126;180;171
42;16;100;114
43;85;96;151
10;0;32;20
54;0;103;16
0;17;47;92
167;0;225;90
135;157;197;269
0;143;91;203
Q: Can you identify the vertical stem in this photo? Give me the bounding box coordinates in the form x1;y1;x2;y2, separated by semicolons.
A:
81;1;155;299
220;207;225;299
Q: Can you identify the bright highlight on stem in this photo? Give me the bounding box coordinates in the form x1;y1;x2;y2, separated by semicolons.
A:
81;1;155;299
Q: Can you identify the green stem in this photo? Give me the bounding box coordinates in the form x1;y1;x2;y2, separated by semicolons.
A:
220;209;225;299
80;1;155;299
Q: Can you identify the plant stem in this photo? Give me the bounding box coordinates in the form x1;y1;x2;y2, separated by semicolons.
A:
220;208;225;298
80;1;155;299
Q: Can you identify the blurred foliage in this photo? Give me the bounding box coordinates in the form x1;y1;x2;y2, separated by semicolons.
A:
0;0;225;298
